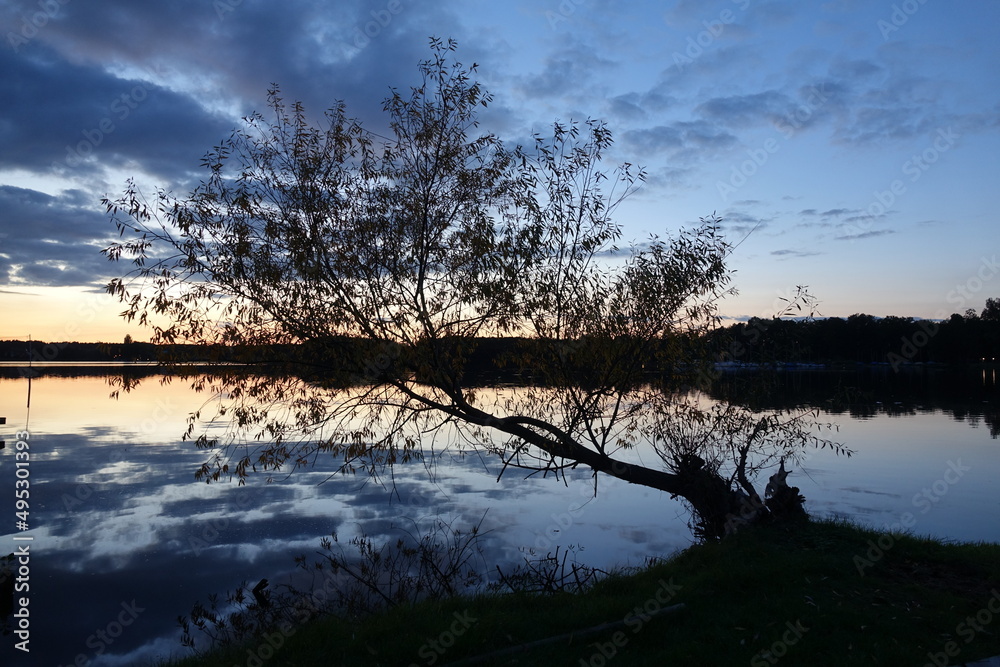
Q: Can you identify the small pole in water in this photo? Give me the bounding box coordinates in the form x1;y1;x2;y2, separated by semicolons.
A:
26;335;32;417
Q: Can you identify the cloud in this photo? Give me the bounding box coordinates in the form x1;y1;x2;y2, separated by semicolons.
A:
834;229;896;241
656;37;996;153
641;164;697;190
798;208;861;224
819;208;854;217
0;186;116;287
6;0;455;106
515;44;616;100
623;125;683;152
716;211;768;239
807;49;997;146
771;248;822;258
603;90;677;121
744;1;798;26
0;1;473;168
828;58;884;81
0;45;232;183
695;90;792;128
721;211;765;225
841;213;886;224
654;42;764;92
0;0;994;314
622;120;738;161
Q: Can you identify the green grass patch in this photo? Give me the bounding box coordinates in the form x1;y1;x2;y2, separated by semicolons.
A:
166;519;1000;666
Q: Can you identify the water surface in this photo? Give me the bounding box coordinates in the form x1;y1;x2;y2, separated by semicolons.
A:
0;366;997;666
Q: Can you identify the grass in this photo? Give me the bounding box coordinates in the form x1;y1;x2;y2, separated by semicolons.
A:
167;518;1000;666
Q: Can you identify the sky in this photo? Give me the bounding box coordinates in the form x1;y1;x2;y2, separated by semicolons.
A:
1;0;998;343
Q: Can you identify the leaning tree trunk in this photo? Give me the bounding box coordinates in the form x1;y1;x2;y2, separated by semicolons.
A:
470;405;806;541
679;458;807;541
413;391;808;542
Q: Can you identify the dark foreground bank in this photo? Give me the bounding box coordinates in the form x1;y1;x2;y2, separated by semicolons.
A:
162;519;1000;666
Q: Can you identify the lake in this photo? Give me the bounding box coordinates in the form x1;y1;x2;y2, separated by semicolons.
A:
0;365;998;666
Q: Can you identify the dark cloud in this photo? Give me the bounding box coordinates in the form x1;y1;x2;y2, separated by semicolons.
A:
0;0;478;288
0;185;115;287
655;42;765;91
722;211;763;224
664;0;795;30
694;79;845;136
807;51;993;146
841;213;887;224
514;43;617;105
4;0;460;114
604;90;679;121
663;0;726;23
696;90;792;128
717;211;768;240
623;125;683;152
820;208;855;217
0;44;232;182
653;38;994;151
799;208;859;221
0;0;994;296
834;229;896;241
828;58;884;81
771;248;822;258
746;1;798;25
622;120;737;161
0;1;472;179
640;164;697;190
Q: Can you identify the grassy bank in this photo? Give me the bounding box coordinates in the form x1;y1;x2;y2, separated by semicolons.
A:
169;519;1000;666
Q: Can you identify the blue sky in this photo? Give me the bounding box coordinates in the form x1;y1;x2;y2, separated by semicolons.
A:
1;0;998;341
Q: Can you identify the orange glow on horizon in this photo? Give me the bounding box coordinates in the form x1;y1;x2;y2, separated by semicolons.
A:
0;286;144;343
1;284;949;344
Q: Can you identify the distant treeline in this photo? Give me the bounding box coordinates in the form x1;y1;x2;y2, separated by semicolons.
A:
3;309;999;371
0;336;678;383
0;339;206;363
705;311;1000;368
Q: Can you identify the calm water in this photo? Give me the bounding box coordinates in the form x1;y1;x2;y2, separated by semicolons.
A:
0;367;998;666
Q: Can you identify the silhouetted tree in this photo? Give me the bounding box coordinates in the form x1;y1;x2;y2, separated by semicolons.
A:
982;298;1000;322
102;39;842;541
